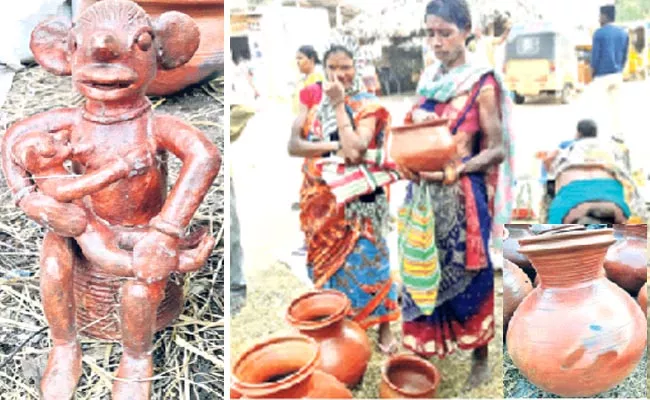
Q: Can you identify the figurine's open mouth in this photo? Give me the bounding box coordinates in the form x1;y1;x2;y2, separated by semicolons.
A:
75;64;139;94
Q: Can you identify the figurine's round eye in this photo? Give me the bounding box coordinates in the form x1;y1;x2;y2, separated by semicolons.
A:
136;32;152;51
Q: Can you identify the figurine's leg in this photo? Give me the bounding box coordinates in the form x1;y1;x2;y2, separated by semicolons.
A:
39;232;82;400
112;279;166;400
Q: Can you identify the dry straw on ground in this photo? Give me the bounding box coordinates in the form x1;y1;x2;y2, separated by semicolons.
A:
0;66;225;399
231;262;505;398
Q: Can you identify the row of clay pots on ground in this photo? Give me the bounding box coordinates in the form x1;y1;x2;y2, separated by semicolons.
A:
76;0;225;95
230;289;441;398
503;227;647;397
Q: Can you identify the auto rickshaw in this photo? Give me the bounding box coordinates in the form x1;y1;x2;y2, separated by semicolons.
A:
503;25;579;104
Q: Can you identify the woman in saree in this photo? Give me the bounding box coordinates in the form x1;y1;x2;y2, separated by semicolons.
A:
287;35;400;353
398;0;514;390
293;45;325;114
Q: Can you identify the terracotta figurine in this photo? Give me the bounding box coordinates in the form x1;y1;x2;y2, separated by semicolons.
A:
0;1;221;398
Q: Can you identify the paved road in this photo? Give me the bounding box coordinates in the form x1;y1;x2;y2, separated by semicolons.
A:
231;80;649;278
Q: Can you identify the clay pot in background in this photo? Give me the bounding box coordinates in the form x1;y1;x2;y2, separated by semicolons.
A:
638;282;647;314
503;224;534;281
503;259;533;338
286;290;371;387
604;224;647;295
77;0;224;95
390;118;456;172
231;335;353;399
379;354;441;399
507;228;646;397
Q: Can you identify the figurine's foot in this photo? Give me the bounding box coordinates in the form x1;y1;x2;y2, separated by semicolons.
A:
462;352;491;393
112;353;153;400
41;341;82;400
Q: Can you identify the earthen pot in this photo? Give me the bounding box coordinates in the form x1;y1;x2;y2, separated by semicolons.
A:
231;335;353;398
503;259;533;338
286;290;371;387
379;354;441;398
137;0;225;95
74;257;183;340
503;224;534;281
507;228;647;397
81;0;224;95
604;224;647;295
638;282;647;314
390;118;456;172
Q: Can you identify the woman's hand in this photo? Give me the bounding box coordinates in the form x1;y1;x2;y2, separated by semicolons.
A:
324;72;345;105
396;165;420;182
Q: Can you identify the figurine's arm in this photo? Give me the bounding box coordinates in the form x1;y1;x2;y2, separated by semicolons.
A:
131;114;221;282
151;114;221;231
46;147;153;202
2;108;79;203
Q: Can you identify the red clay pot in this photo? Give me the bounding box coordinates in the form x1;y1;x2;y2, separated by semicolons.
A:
390;118;456;172
507;228;647;397
638;282;647;314
231;335;352;399
604;224;647;295
286;290;371;387
137;0;225;95
504;224;534;281
503;259;533;337
379;354;441;398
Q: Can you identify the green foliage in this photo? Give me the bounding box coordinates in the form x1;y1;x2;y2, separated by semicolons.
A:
617;0;650;21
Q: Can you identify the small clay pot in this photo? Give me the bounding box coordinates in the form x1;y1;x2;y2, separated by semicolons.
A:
604;224;647;295
503;259;533;337
390;118;456;172
638;282;647;314
503;224;534;281
73;258;183;340
286;290;371;387
379;354;441;398
231;335;353;399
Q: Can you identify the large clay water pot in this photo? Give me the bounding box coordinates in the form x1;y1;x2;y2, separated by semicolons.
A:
507;228;647;397
231;335;353;399
136;0;225;95
390;118;456;172
503;224;534;281
638;282;647;314
286;290;371;387
604;224;647;295
379;354;441;398
503;259;533;338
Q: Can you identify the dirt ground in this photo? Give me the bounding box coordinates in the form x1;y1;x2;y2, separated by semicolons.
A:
230;262;505;398
0;67;224;399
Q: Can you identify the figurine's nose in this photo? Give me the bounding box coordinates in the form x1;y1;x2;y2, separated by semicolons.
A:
89;32;121;62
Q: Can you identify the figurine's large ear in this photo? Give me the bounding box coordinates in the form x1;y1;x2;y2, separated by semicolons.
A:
30;17;73;76
154;11;200;70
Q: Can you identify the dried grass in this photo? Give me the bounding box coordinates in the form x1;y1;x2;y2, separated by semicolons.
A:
0;66;224;399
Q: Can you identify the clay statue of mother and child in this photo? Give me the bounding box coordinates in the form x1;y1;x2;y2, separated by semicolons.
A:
1;1;221;399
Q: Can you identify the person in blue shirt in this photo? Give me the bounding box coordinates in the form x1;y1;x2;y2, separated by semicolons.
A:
539;119;597;184
587;5;629;141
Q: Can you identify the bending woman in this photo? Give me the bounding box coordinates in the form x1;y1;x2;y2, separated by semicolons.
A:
399;0;514;391
288;35;400;353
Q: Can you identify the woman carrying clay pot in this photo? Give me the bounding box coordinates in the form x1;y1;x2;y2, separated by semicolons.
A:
287;34;400;354
397;0;514;391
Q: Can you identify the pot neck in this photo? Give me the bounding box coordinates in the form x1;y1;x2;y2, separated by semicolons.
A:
528;245;607;288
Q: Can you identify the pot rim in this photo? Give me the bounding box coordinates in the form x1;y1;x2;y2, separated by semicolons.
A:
137;0;224;4
286;289;351;331
381;353;441;397
518;228;615;256
231;335;319;396
391;118;450;133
